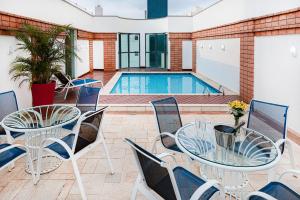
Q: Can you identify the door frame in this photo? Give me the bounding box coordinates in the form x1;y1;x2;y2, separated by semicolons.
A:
145;33;168;69
118;33;141;69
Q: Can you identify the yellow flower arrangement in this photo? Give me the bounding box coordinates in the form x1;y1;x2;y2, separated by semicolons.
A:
228;100;248;112
228;100;248;125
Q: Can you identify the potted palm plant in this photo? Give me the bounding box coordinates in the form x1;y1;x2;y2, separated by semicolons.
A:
10;24;75;106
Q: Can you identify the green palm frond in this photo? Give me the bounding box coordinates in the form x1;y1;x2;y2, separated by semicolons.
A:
10;23;77;86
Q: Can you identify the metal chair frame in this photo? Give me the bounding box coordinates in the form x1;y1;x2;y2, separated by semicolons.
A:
247;100;296;179
246;169;300;200
0;143;35;181
126;139;221;200
150;97;183;154
0;90;23;143
37;107;114;200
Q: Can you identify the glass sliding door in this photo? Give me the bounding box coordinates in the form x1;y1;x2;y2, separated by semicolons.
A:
145;33;167;69
119;33;140;69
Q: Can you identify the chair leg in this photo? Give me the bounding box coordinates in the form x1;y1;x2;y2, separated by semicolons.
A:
131;175;140;200
100;130;114;174
71;158;87;200
151;138;159;154
286;140;296;170
267;168;276;183
64;87;70;100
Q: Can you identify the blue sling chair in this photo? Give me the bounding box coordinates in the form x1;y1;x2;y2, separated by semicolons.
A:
125;138;221;200
0;91;25;142
62;86;101;130
246;169;300;200
246;100;295;169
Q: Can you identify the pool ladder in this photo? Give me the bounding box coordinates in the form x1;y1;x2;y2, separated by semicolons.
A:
203;85;225;96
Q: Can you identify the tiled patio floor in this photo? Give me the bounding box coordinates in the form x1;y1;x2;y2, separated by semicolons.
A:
0;112;299;200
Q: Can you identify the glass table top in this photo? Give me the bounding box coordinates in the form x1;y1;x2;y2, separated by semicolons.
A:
176;122;280;169
2;105;81;131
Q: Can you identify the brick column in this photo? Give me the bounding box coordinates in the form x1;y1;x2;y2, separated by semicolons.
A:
240;33;254;103
169;39;182;71
104;40;116;71
169;33;192;71
192;39;197;72
88;40;94;72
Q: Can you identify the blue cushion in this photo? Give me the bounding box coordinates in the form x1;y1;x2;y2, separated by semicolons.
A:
46;134;75;159
72;79;97;86
62;121;77;131
173;167;219;200
249;182;300;200
0;144;26;168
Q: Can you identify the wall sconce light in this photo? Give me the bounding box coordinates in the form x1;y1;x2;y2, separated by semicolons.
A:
221;44;225;51
209;44;212;49
290;46;297;57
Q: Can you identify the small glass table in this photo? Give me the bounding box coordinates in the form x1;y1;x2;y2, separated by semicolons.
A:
2;105;81;177
175;122;282;199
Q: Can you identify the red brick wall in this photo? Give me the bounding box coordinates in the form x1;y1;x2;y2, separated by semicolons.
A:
169;33;192;71
78;31;117;71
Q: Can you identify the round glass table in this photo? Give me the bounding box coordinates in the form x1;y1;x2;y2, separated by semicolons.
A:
2;105;81;177
175;121;282;198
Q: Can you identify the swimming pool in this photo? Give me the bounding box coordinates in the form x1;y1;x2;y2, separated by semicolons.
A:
110;73;220;94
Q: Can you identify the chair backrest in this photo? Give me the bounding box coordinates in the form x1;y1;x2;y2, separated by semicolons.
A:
0;91;18;121
73;107;107;154
247;100;288;151
150;97;182;149
76;86;100;113
54;72;70;85
125;138;178;200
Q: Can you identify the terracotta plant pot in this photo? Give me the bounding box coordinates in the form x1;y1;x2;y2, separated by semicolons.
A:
31;81;56;106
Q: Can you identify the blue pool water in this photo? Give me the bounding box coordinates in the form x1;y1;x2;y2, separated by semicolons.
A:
110;73;220;94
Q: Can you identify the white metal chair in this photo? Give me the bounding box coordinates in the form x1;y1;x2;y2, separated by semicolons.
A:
37;107;114;200
125;138;221;200
0;91;25;143
54;71;103;100
62;86;101;130
246;169;300;200
0;143;35;180
150;97;184;154
247;100;295;181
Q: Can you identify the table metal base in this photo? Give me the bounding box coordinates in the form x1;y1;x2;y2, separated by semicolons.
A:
26;154;62;175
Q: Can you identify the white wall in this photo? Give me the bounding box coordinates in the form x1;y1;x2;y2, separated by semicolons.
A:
196;38;240;93
93;41;104;70
193;0;300;31
254;35;300;133
75;40;89;77
0;0;193;33
0;36;32;109
182;41;193;70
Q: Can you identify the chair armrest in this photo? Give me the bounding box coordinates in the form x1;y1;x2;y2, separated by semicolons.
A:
275;139;286;147
157;152;177;164
246;191;277;200
279;169;300;181
190;180;220;200
41;137;74;157
0;143;27;154
161;132;176;138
